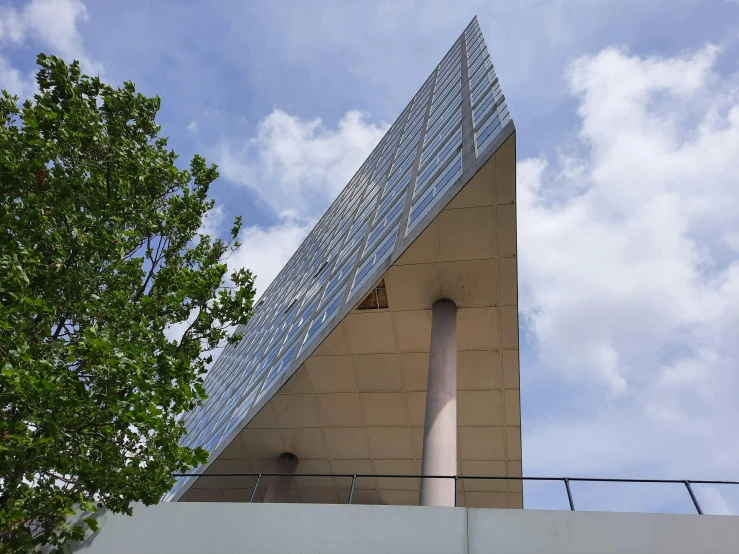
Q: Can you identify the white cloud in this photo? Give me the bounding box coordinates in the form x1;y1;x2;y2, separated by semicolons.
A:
212;107;386;297
175;105;384;339
0;54;36;97
216;109;388;215
723;231;739;251
0;0;101;98
198;205;224;239
519;43;739;499
520;44;739;393
0;7;23;42
228;212;314;299
187;120;198;132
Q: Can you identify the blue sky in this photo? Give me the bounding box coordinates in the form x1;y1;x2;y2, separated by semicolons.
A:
3;0;739;514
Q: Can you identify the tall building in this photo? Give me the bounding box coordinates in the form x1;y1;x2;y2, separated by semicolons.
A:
166;16;520;509
74;17;739;554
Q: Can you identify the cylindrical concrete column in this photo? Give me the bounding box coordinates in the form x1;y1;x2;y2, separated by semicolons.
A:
263;452;298;503
419;298;458;507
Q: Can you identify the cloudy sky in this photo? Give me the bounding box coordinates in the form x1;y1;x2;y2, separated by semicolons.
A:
3;0;739;514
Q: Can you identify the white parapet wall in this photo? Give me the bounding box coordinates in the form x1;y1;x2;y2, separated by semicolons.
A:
69;502;739;554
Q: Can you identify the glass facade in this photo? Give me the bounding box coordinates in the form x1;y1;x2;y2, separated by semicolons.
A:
166;16;512;501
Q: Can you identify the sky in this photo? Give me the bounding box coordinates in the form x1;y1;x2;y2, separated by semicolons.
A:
2;0;739;515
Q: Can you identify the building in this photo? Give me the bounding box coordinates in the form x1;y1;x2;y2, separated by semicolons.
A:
165;15;520;509
72;17;739;554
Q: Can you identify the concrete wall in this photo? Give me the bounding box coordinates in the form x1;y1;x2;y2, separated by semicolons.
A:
70;503;739;554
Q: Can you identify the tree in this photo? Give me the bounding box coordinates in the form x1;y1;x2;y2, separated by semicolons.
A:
0;55;255;552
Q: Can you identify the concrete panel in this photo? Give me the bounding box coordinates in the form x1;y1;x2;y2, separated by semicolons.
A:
71;503;468;554
353;353;403;391
71;503;739;554
468;508;739;554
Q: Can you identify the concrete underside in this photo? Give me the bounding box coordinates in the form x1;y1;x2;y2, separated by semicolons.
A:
182;135;520;508
71;503;739;554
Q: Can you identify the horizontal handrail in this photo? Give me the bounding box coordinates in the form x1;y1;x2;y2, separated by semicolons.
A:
172;473;739;484
171;472;739;514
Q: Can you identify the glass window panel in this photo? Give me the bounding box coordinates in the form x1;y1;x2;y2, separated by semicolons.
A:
410;98;427;117
467;41;482;58
366;195;403;251
303;289;343;350
435;70;461;97
378;180;407;216
473;90;496;126
439;51;460;71
352;226;398;293
470;59;491;84
417;127;462;192
261;339;300;396
471;81;490;103
220;406;247;444
408;153;463;229
469;53;490;77
406;105;427;131
424;105;461;155
398;119;423;153
470;68;489;92
416;81;433;99
469;56;486;77
285;300;317;344
439;48;460;70
429;87;461;126
395;136;420;168
476;119;503;154
385;195;405;221
425;96;460;140
437;64;460;86
476;115;501;146
468;44;486;67
370;218;394;249
343;219;368;250
383;169;411;203
326;249;359;297
408;187;434;226
373;158;393;183
424;127;462;174
390;146;417;179
438;65;457;84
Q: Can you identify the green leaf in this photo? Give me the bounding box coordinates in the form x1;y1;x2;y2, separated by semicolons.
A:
0;53;255;553
83;518;99;532
80;500;97;512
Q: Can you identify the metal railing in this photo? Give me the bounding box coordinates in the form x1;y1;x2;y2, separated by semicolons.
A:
171;472;739;514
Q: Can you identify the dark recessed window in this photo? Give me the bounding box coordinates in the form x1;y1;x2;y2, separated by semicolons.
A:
314;261;329;278
284;296;298;314
356;280;389;310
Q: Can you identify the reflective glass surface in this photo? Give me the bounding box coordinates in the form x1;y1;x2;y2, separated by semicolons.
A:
166;16;512;501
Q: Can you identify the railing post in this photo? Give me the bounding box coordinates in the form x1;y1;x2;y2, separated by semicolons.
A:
170;472;737;510
564;478;575;511
348;475;357;505
684;480;703;515
249;474;262;503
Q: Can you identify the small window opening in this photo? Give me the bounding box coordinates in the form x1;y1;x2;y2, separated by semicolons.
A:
356;280;388;310
314;261;329;278
284;296;299;314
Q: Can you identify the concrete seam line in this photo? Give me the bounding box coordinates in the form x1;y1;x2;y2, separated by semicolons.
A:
466;507;471;554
